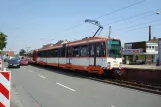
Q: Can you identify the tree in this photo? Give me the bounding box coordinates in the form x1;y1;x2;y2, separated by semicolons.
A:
56;40;64;45
0;32;7;50
19;49;26;56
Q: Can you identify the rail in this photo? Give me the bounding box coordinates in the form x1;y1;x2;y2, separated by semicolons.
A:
87;76;161;95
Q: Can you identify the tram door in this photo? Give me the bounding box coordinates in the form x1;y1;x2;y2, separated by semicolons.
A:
66;45;71;64
89;42;105;66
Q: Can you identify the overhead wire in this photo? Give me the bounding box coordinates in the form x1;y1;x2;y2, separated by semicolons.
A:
64;0;146;31
103;8;161;27
108;23;161;36
95;0;146;19
112;18;161;32
70;8;161;35
125;23;161;32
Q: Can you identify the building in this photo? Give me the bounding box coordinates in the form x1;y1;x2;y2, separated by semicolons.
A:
123;37;160;64
123;25;160;64
2;51;14;56
158;39;161;64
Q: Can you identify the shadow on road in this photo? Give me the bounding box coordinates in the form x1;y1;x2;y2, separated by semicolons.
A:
30;64;104;80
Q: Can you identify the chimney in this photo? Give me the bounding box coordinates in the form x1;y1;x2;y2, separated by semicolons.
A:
149;26;151;41
153;37;156;41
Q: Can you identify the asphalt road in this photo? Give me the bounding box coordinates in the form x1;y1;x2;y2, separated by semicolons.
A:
3;63;161;107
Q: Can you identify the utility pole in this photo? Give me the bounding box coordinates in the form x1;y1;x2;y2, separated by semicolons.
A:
108;26;111;38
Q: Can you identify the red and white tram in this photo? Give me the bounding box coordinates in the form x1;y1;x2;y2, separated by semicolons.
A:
26;36;123;77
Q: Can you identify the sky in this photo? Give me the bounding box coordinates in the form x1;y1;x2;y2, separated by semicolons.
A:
0;0;161;53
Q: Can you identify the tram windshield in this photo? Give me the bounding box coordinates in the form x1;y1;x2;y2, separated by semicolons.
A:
106;40;122;58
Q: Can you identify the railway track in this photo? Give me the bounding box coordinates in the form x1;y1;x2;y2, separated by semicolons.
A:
87;76;161;95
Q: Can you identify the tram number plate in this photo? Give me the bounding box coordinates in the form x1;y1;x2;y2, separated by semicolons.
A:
114;64;118;66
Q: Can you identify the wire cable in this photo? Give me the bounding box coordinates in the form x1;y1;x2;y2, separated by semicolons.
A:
64;0;146;31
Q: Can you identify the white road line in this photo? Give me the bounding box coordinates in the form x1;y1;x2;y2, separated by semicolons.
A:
56;82;75;92
28;70;33;72
38;74;46;79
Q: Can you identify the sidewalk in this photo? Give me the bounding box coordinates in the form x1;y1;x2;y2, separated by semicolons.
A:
123;64;161;70
10;87;24;107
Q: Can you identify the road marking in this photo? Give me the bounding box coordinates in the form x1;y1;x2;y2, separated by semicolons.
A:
56;82;75;92
28;70;33;72
23;68;26;69
38;74;46;79
111;105;115;107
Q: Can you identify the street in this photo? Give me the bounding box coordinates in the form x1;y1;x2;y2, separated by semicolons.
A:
3;63;161;107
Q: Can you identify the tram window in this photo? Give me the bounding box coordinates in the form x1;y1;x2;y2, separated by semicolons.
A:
58;49;61;57
45;51;47;57
55;49;58;57
68;47;73;57
39;51;43;57
73;46;80;57
50;50;53;57
42;51;46;57
37;52;39;57
90;44;95;57
61;48;65;57
50;49;58;57
46;51;49;57
103;42;106;57
38;51;42;57
42;51;44;57
52;50;55;57
96;43;102;57
80;45;88;57
66;47;69;57
47;50;52;57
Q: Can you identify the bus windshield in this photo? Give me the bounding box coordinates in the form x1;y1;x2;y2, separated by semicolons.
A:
106;40;122;58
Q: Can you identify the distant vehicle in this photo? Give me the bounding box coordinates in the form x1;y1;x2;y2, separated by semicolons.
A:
15;57;21;62
9;56;14;60
4;57;10;62
8;58;20;68
20;59;28;65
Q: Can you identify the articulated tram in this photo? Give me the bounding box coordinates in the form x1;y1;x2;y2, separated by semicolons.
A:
25;36;123;77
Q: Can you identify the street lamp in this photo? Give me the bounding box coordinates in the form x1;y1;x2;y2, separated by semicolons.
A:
156;12;160;14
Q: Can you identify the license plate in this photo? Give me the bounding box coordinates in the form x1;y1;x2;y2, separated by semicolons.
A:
13;65;17;66
114;64;118;66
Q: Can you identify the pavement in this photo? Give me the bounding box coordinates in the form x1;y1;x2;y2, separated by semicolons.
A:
2;62;161;107
123;64;161;70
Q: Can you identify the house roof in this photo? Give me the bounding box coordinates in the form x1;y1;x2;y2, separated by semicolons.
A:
146;38;161;43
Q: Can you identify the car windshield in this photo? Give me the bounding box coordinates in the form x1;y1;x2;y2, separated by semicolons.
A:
106;40;122;58
10;58;18;62
15;57;21;60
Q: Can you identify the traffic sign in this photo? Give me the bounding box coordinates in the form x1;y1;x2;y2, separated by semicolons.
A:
0;71;11;107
